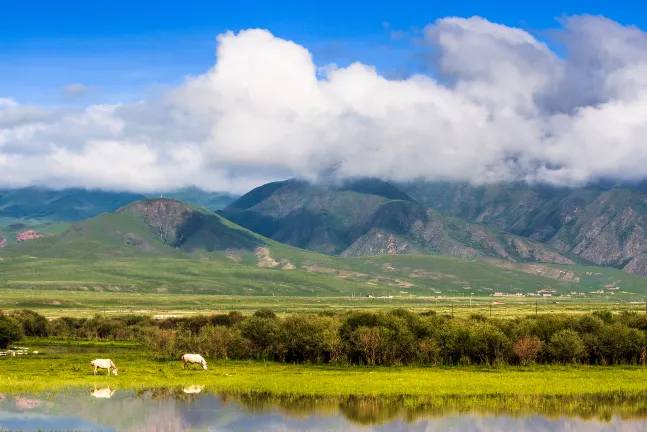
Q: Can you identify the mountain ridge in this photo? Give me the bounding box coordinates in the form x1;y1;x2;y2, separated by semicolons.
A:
400;181;647;275
220;179;575;265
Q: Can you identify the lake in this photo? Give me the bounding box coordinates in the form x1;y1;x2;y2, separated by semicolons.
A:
1;388;647;431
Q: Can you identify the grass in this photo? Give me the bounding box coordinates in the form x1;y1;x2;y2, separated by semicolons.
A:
1;289;646;318
4;352;647;397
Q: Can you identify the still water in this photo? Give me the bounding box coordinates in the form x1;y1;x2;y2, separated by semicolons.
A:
1;388;647;432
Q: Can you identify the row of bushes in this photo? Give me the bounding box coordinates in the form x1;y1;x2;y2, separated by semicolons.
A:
5;309;647;366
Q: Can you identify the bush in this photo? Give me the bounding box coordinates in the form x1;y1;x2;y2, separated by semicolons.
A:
548;329;586;364
0;313;24;349
142;328;178;360
13;308;647;367
253;309;277;319
239;316;282;360
514;337;542;365
10;310;49;337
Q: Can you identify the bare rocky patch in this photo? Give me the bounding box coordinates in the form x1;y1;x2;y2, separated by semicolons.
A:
16;230;47;242
226;249;243;263
255;247;279;268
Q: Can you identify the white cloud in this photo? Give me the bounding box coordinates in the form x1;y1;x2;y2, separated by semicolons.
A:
2;15;647;193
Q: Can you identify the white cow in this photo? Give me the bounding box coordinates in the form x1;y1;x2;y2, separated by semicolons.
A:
181;354;207;370
91;387;116;398
90;359;118;376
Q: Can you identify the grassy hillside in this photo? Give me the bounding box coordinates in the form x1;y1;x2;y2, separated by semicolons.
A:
2;253;646;296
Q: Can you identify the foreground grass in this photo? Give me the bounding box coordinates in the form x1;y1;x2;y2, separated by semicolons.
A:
3;352;647;397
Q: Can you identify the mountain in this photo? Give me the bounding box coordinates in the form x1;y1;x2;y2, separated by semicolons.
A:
2;198;266;260
400;181;647;275
0;187;146;224
1;198;645;295
152;187;238;211
219;179;573;264
0;185;239;247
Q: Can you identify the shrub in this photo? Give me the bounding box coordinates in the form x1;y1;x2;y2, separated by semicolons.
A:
548;329;586;364
0;313;23;349
10;310;49;337
15;308;647;367
514;337;542;365
196;325;236;359
469;322;512;365
253;309;277;319
239;316;282;360
353;326;382;365
142;328;178;360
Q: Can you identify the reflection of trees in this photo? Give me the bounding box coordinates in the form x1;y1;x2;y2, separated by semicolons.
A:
7;388;647;429
219;391;647;425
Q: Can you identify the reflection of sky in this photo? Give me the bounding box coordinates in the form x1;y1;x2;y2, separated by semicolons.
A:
2;391;647;432
0;411;113;432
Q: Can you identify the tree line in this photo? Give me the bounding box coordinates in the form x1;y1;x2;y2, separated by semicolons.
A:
3;308;647;366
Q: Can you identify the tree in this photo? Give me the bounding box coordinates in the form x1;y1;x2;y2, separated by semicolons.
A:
0;313;24;349
548;329;586;364
354;326;382;365
10;309;49;337
514;337;542;366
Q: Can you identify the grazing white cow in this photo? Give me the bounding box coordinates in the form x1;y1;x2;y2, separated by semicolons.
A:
90;359;118;376
181;354;207;370
91;387;116;398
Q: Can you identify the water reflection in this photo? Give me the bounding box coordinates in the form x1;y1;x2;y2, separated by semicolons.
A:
90;387;116;398
2;389;647;431
183;385;204;394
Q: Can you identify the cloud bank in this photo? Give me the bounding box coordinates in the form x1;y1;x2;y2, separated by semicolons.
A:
2;15;647;193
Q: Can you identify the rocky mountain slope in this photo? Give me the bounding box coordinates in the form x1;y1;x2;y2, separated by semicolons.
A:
400;181;647;275
219;179;573;264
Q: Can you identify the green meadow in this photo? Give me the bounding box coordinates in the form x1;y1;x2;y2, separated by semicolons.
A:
4;352;647;397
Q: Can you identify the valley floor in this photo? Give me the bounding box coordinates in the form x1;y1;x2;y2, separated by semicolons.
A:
1;289;645;318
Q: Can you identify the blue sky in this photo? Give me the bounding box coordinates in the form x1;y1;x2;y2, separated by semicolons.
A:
0;0;643;106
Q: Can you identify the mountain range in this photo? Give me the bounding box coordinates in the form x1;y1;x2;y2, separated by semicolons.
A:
2;195;644;296
399;181;647;275
218;179;573;265
2;177;647;292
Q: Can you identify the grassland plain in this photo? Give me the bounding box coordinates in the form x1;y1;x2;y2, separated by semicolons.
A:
4;352;647;397
2;289;647;318
1;254;646;296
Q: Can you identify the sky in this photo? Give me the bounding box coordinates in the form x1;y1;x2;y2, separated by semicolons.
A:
1;1;647;193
